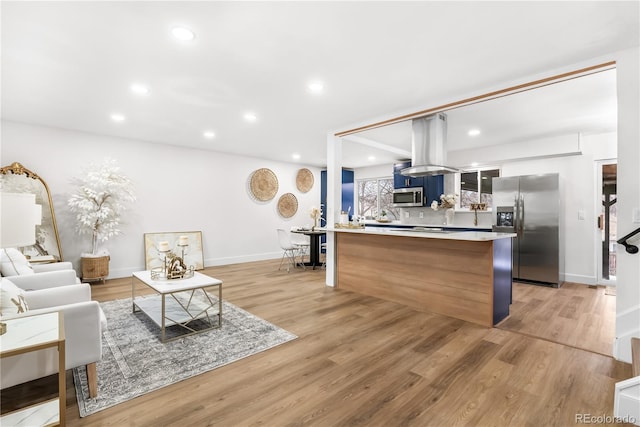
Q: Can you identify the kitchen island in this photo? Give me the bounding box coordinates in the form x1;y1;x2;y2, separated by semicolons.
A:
332;227;515;327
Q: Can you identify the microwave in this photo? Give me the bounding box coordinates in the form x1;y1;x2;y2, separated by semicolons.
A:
391;187;424;207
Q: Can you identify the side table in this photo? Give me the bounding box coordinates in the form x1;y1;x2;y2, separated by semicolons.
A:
0;312;66;426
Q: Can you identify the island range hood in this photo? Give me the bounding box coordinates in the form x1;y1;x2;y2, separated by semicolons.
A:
400;113;462;177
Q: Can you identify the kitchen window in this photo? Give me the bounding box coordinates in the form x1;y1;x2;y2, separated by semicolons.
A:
357;177;399;220
459;168;500;209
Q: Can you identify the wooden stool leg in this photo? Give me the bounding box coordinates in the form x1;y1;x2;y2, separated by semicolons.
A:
87;362;98;398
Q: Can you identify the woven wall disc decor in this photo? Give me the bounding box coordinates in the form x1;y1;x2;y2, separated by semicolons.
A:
250;168;278;201
296;168;314;193
277;193;298;218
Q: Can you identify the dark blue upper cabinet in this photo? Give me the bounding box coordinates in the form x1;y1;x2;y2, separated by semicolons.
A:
424;175;444;205
393;161;423;188
341;169;354;217
321;169;355;220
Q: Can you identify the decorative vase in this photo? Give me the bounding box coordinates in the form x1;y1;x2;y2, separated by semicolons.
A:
312;218;318;231
445;208;455;225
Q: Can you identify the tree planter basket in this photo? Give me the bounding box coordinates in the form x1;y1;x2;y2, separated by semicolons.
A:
81;256;110;283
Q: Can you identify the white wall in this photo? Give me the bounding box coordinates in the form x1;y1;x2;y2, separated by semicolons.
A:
353;164;393;181
1;121;322;278
613;47;640;363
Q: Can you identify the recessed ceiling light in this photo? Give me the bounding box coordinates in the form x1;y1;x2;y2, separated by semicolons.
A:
244;112;257;122
110;113;125;122
471;162;479;167
468;129;481;137
368;155;376;161
308;81;324;93
171;26;195;41
203;131;216;139
292;153;301;160
130;83;150;95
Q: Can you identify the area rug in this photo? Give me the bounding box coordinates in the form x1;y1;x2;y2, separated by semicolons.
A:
73;296;297;417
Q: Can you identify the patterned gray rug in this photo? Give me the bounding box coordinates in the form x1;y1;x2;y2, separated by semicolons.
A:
73;296;297;417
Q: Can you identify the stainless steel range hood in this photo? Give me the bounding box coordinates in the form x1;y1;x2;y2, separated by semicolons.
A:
401;113;461;177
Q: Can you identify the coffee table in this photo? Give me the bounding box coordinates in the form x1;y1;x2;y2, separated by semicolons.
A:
132;270;223;342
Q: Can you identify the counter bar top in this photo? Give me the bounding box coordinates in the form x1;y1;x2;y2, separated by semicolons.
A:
328;227;515;241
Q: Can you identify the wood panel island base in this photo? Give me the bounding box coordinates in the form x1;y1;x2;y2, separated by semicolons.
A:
334;228;515;327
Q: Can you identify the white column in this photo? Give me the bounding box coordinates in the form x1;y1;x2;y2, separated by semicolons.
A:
325;131;342;287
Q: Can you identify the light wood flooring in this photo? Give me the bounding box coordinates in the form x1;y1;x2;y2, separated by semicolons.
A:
1;260;633;426
498;282;617;356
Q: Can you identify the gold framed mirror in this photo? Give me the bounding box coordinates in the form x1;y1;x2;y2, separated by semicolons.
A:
0;162;64;262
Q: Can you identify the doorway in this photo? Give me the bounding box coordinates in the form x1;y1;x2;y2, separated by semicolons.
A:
596;160;618;286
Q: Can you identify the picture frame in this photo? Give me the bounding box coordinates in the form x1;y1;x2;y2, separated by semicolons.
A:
144;231;204;271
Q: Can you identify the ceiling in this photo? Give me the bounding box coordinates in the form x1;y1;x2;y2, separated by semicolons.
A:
349;68;619;166
2;2;638;169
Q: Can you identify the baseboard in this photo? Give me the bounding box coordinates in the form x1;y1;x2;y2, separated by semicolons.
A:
563;273;597;285
614;304;640;363
105;252;282;279
204;252;281;266
614;376;640;425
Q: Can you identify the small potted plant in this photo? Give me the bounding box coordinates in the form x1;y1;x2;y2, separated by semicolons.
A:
309;206;321;230
68;158;135;282
377;210;390;223
431;193;458;225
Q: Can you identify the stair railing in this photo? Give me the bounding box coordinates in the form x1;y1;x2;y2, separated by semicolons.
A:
617;226;640;254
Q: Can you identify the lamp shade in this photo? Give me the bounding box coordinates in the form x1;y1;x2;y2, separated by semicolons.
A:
1;193;41;248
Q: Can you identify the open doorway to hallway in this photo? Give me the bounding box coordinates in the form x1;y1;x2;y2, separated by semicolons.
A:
598;160;618;287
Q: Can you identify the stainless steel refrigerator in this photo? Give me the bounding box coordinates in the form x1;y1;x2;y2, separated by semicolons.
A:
492;173;562;287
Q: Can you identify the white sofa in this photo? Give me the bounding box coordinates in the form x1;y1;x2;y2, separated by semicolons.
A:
0;275;106;398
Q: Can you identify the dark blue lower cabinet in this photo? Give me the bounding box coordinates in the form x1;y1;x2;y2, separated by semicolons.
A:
493;237;513;325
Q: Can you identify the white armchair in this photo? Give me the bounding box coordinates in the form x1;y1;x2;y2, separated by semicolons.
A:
1;248;80;285
7;268;80;290
0;278;105;398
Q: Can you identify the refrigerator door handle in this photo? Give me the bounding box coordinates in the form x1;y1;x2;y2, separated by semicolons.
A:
519;194;525;239
513;192;520;237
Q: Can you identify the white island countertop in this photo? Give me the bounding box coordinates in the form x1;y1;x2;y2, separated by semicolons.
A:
328;226;516;241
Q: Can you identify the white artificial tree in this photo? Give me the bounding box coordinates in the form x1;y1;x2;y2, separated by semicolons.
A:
68;158;136;256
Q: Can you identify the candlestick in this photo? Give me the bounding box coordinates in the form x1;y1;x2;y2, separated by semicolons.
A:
179;235;189;246
158;241;170;252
